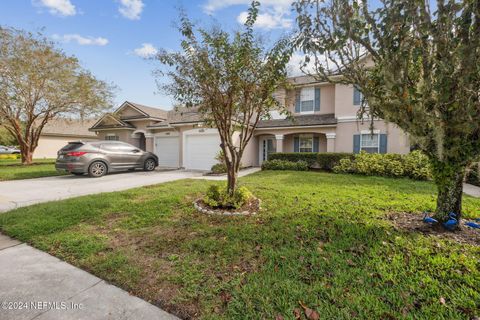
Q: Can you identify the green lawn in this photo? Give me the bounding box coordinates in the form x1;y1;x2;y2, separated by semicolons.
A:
0;158;64;180
0;171;479;319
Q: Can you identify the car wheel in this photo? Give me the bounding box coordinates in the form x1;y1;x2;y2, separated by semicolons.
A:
88;161;107;178
144;158;156;171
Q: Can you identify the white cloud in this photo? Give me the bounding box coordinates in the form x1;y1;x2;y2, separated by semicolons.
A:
287;53;316;77
203;0;292;14
133;43;158;58
52;34;109;46
204;0;293;30
35;0;76;16
118;0;144;20
236;10;292;30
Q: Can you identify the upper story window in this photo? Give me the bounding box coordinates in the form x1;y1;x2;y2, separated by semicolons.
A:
353;86;363;106
360;133;379;153
300;87;315;113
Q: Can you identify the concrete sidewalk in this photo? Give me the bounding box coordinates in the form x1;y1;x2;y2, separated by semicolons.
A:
464;183;480;198
0;234;178;320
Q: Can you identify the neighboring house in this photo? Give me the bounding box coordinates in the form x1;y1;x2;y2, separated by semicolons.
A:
34;119;99;159
90;79;410;170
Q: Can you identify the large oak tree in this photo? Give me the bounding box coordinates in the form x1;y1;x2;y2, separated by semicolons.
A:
295;0;480;224
155;2;292;196
0;27;114;164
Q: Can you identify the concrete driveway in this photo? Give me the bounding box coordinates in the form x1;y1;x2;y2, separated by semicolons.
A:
0;170;203;213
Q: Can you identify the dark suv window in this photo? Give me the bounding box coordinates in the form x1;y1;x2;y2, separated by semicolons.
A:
60;142;83;152
101;142;136;152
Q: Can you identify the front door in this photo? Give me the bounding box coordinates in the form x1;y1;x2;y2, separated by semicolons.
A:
260;138;276;164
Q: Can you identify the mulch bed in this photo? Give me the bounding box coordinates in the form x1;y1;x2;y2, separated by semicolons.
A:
388;212;480;246
194;197;260;216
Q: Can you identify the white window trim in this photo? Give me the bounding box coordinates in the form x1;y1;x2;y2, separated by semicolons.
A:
299;134;314;153
299;87;315;114
360;133;380;153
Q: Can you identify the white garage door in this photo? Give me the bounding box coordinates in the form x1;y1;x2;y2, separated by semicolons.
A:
155;136;180;168
184;133;221;170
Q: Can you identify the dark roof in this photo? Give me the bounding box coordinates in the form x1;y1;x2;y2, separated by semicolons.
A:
124;101;169;119
147;106;203;128
41;118;98;137
257;113;337;128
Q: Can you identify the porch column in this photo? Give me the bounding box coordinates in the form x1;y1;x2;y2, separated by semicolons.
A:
326;133;336;152
145;133;154;153
275;134;284;153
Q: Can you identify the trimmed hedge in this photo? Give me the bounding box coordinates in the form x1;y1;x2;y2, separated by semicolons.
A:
261;159;309;171
333;150;431;180
269;152;354;171
0;154;20;160
466;163;480;187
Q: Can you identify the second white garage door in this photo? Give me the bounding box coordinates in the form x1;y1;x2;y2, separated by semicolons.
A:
183;132;221;170
155;136;180;168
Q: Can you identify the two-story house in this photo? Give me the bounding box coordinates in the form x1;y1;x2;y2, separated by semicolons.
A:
90;76;410;171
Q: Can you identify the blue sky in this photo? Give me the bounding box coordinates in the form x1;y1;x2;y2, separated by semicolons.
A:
0;0;295;110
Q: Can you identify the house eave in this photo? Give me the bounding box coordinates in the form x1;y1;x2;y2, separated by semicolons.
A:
255;124;337;130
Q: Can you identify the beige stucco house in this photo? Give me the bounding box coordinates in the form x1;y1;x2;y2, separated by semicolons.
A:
34;119;98;159
90;76;410;171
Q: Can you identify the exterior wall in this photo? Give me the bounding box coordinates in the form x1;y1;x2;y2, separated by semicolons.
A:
335;120;410;154
34;135;98;159
97;130;136;145
334;84;360;118
283;84;336;115
232;132;257;167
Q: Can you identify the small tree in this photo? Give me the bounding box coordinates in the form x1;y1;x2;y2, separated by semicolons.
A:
0;27;114;164
155;2;292;196
295;0;480;224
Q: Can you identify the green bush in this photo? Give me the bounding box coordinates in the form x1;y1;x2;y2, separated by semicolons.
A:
333;151;431;180
203;184;253;209
210;163;227;174
403;150;431;180
269;152;353;170
261;159;309;171
269;153;318;166
466;163;480;187
317;153;354;170
0;154;20;160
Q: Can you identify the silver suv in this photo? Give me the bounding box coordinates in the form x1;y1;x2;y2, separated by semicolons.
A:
56;141;158;177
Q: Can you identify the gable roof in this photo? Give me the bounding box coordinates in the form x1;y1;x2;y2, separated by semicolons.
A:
89;113;135;130
41;118;98;137
125;102;169;119
147;106;204;128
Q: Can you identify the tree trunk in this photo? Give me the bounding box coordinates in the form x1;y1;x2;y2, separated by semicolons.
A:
432;162;465;223
19;143;33;165
226;164;238;196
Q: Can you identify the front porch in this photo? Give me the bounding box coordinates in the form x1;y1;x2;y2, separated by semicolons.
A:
255;128;337;165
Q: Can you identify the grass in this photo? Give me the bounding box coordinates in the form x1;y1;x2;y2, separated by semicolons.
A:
0;158;64;180
0;171;479;319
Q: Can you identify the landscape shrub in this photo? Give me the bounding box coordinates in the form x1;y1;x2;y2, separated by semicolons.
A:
210;163;227;174
333;150;431;180
466;163;480;187
203;184;253;209
0;154;20;160
403;150;431;180
261;159;309;171
269;152;353;170
269;153;318;166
